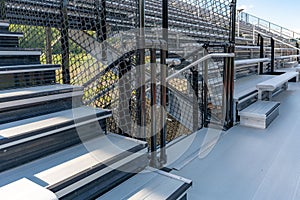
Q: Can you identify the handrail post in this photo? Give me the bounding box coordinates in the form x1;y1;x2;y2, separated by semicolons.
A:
222;0;236;129
258;34;264;74
61;0;70;84
297;42;300;64
203;49;209;127
192;66;199;131
271;38;275;73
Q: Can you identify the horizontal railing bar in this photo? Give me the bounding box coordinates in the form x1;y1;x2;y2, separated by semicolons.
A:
235;58;270;65
166;53;235;81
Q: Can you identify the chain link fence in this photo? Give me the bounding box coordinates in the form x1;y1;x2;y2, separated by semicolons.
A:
0;0;236;144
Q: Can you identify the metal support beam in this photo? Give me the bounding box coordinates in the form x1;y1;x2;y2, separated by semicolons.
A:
271;38;275;73
61;0;70;84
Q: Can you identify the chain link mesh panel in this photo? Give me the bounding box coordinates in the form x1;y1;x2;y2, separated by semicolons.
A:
0;0;235;142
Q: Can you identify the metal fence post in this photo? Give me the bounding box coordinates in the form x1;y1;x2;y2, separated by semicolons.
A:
271;38;275;72
61;0;70;84
150;48;158;167
297;42;300;64
258;34;264;74
192;67;199;131
159;0;168;166
222;0;236;129
136;0;146;140
203;49;209;127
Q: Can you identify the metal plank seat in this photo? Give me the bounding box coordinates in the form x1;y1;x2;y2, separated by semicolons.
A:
239;101;280;129
98;167;192;200
256;72;298;100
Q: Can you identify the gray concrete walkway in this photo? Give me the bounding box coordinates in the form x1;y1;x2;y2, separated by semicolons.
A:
171;83;300;200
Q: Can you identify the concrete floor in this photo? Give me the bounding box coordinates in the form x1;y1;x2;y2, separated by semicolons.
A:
170;83;300;200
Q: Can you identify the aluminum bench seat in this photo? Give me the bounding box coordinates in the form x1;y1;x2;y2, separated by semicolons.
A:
256;72;298;100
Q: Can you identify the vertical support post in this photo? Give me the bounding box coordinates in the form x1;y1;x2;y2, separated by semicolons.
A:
271;38;275;73
258;34;264;74
150;48;158;167
203;49;209;127
159;0;168;166
95;0;107;60
45;27;52;64
136;0;146;140
223;45;235;129
222;0;236;129
296;42;300;64
192;67;199;131
61;0;70;84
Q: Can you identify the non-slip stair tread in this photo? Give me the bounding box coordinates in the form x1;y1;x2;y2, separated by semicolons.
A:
0;84;83;101
98;167;192;200
0;134;147;189
0;106;111;144
239;101;280;118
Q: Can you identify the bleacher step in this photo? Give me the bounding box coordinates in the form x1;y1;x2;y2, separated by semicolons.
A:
0;64;60;74
0;84;84;124
0;178;58;200
98;167;192;200
239;101;280;129
0;106;112;171
0;134;148;199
